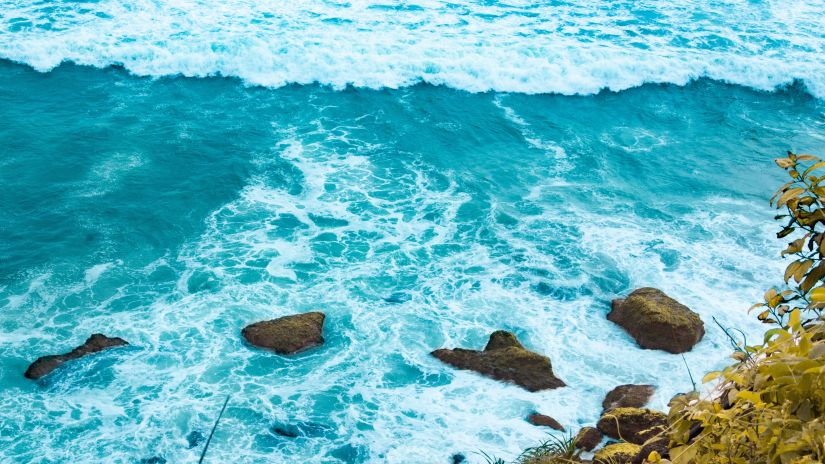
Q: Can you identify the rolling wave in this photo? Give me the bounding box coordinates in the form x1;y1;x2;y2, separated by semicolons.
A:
1;0;823;97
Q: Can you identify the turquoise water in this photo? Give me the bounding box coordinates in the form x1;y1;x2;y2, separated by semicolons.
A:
1;0;825;462
1;59;824;463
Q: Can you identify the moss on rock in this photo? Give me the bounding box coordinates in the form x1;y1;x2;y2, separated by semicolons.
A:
242;311;325;354
431;331;565;392
597;407;668;445
594;443;642;464
608;288;704;354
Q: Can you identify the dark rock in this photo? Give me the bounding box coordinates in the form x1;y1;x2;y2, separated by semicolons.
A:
139;458;166;464
24;334;129;380
603;384;656;412
242;312;325;354
186;431;205;449
431;330;565;392
596;407;668;445
527;413;564;431
594;443;641;464
608;288;704;354
270;421;334;439
632;436;670;464
451;453;466;464
574;426;603;451
272;426;299;438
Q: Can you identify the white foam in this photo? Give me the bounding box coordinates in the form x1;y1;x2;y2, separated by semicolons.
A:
0;0;823;97
0;100;805;462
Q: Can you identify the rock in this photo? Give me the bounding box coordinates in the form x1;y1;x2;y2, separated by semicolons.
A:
594;443;642;464
596;407;668;445
242;312;325;354
608;288;704;354
186;431;205;449
632;436;670;464
431;331;565;392
451;453;466;464
574;426;603;451
24;334;129;380
603;385;656;412
527;413;564;431
139;458;166;464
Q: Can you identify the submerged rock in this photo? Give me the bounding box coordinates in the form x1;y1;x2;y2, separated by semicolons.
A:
138;458;166;464
608;288;704;353
431;331;565;392
527;412;564;431
594;443;641;464
596;407;668;445
574;426;603;451
242;312;325;354
24;334;129;380
603;384;656;412
186;431;205;449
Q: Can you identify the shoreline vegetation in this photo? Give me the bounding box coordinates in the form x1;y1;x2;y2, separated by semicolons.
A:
20;153;825;463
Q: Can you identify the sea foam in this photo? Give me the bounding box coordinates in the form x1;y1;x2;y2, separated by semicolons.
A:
0;0;823;97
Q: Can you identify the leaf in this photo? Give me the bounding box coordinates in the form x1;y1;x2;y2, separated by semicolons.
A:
809;287;825;303
775;158;795;169
793;260;814;282
776;188;805;208
800;262;825;293
803;161;825;176
777;227;795;239
669;444;698;464
647;451;662;463
736;390;763;405
703;371;722;383
789;308;802;331
785;261;801;283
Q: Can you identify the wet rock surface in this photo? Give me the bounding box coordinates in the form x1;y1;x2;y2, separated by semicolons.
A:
242;312;325;354
431;331;565;392
575;426;603;451
597;407;668;445
24;334;129;380
608;288;704;353
527;413;564;431
603;384;656;412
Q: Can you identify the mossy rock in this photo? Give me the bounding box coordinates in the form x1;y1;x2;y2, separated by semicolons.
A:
242;312;325;354
608;288;704;354
594;443;642;464
596;407;667;445
431;330;565;392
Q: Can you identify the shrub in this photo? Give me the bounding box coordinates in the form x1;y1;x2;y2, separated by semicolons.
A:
665;152;825;464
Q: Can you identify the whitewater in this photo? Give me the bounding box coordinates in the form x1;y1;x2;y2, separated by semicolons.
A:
1;0;825;463
1;0;824;96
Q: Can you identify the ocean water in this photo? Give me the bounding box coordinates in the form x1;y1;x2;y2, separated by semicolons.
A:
1;1;825;463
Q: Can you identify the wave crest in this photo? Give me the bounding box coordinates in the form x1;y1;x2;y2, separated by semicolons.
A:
1;0;823;96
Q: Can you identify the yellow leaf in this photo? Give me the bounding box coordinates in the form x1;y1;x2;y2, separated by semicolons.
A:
702;371;721;383
789;308;802;330
775;158;795;169
647;451;662;463
809;288;825;303
777;188;805;208
793;260;814;282
803;161;825;176
785;261;801;283
736;391;763;405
